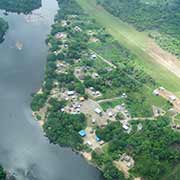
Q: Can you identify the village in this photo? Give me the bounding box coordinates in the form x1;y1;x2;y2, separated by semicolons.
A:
31;6;180;179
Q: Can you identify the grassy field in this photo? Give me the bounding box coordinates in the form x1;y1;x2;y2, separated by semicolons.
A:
76;0;180;96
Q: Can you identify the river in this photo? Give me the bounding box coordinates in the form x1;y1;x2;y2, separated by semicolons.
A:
0;0;102;179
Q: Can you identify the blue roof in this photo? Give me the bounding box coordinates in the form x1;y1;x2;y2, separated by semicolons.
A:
96;136;101;142
79;130;86;137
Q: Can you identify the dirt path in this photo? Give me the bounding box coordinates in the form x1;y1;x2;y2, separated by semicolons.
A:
147;39;180;78
131;117;155;121
89;49;117;69
97;97;121;103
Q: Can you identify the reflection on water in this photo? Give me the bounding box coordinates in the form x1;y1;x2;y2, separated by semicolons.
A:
0;0;103;179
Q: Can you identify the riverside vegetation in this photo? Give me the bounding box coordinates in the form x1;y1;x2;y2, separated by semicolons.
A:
0;18;8;42
31;0;180;179
0;166;6;180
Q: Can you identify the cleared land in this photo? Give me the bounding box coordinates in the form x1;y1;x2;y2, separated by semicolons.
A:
76;0;180;96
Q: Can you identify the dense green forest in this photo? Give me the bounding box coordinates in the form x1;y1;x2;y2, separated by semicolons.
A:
97;0;180;58
96;117;180;179
0;0;41;13
0;166;6;180
0;17;8;42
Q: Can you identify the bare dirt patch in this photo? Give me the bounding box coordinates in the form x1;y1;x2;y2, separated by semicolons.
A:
147;39;180;78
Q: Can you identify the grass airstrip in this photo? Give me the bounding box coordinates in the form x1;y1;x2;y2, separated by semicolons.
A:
76;0;180;96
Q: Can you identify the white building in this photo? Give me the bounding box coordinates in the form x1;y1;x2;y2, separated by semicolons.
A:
67;90;75;96
94;108;102;115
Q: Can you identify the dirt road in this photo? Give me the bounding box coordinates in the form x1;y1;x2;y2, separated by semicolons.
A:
148;39;180;78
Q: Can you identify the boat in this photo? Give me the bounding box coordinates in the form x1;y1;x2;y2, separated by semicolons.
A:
15;41;23;50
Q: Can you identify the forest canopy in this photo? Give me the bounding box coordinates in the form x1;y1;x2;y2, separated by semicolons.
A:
97;0;180;57
0;0;42;13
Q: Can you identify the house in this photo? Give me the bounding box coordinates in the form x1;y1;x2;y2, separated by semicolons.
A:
79;130;86;137
55;32;65;39
90;87;94;91
92;72;99;79
86;141;92;146
74;26;82;32
79;97;85;102
95;91;101;96
153;89;159;96
67;90;75;96
96;136;101;142
169;95;176;102
91;54;97;59
61;20;67;27
122;124;129;131
122;93;127;98
92;118;96;124
64;44;68;48
108;111;113;117
137;123;143;131
94;108;102;115
159;87;165;91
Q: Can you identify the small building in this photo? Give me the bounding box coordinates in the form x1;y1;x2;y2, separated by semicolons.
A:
92;118;96;124
95;91;101;96
122;124;129;131
74;26;82;32
99;140;105;145
65;97;69;101
79;97;85;102
91;54;97;60
64;44;68;48
121;93;127;98
94;108;102;115
67;91;75;96
55;32;65;39
90;87;94;91
169;95;176;102
61;20;67;27
137;123;143;131
96;136;101;142
92;72;99;79
86;141;92;146
108;111;113;117
159;87;165;91
153;89;159;96
79;130;86;137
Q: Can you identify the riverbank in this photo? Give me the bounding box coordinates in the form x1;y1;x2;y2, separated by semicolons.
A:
0;17;8;42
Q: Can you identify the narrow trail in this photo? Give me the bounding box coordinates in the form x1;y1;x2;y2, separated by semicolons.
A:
97;97;121;104
89;49;117;69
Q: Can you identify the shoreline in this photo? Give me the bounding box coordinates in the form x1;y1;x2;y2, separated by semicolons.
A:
30;0;180;179
32;108;98;169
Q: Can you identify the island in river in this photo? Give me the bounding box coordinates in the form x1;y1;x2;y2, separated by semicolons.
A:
0;0;41;14
0;0;42;42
